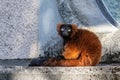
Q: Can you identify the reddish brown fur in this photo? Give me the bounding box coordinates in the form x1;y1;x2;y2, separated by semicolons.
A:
42;24;102;66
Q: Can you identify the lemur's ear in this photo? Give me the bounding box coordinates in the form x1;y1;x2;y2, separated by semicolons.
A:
70;24;78;37
57;23;62;31
71;24;78;30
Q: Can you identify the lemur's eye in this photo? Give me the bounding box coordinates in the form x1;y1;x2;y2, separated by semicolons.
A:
68;29;71;32
61;28;64;31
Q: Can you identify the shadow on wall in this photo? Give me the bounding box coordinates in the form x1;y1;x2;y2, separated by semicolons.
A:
39;0;63;57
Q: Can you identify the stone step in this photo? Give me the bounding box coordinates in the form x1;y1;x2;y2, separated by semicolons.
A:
0;66;120;80
0;59;119;80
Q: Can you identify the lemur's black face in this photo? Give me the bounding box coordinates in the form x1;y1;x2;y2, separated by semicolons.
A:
60;24;72;38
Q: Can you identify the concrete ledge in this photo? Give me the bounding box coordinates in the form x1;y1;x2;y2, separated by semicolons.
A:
0;66;120;80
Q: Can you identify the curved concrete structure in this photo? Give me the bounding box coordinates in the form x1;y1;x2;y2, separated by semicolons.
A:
96;0;120;28
57;0;118;32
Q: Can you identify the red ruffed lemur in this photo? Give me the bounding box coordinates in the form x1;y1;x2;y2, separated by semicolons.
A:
29;24;102;66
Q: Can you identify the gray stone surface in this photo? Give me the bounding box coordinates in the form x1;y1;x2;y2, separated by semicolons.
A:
0;66;119;80
0;0;39;59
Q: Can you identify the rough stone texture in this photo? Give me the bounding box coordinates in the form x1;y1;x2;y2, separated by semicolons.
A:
0;66;119;80
0;0;39;59
98;30;120;62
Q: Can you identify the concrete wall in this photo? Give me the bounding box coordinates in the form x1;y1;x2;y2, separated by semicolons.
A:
0;0;39;59
0;0;120;63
